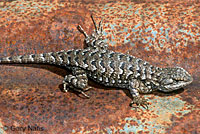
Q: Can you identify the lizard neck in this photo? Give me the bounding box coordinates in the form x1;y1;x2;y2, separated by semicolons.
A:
148;66;164;91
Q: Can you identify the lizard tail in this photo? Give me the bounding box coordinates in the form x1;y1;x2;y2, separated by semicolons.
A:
0;51;65;65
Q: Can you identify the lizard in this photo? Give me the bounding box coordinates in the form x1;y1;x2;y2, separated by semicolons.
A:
0;15;193;109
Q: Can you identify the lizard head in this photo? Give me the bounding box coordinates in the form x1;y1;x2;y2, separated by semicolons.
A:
157;67;193;92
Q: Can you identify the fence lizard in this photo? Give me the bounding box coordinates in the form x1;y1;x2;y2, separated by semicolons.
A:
0;15;193;109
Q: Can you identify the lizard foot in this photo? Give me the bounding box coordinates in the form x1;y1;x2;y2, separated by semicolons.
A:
63;83;91;98
73;88;91;98
83;86;93;91
130;97;149;109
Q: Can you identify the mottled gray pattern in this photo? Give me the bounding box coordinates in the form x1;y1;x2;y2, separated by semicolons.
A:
0;15;193;109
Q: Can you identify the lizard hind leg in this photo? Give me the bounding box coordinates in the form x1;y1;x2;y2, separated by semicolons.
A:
90;15;108;50
78;15;108;50
91;14;104;35
63;68;92;98
77;25;89;38
77;14;101;38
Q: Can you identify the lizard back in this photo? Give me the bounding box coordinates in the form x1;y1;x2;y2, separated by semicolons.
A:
0;47;158;90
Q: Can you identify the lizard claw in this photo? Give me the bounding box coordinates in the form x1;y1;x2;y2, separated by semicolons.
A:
84;86;93;91
80;91;90;98
73;88;90;98
130;97;149;109
79;86;93;98
77;25;89;38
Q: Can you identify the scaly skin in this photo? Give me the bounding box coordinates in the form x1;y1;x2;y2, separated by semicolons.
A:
0;15;193;109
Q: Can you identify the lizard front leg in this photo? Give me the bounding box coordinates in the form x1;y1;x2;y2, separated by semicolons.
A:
129;80;149;109
63;67;92;98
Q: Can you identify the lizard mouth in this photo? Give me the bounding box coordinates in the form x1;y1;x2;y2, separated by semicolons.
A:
163;77;193;92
